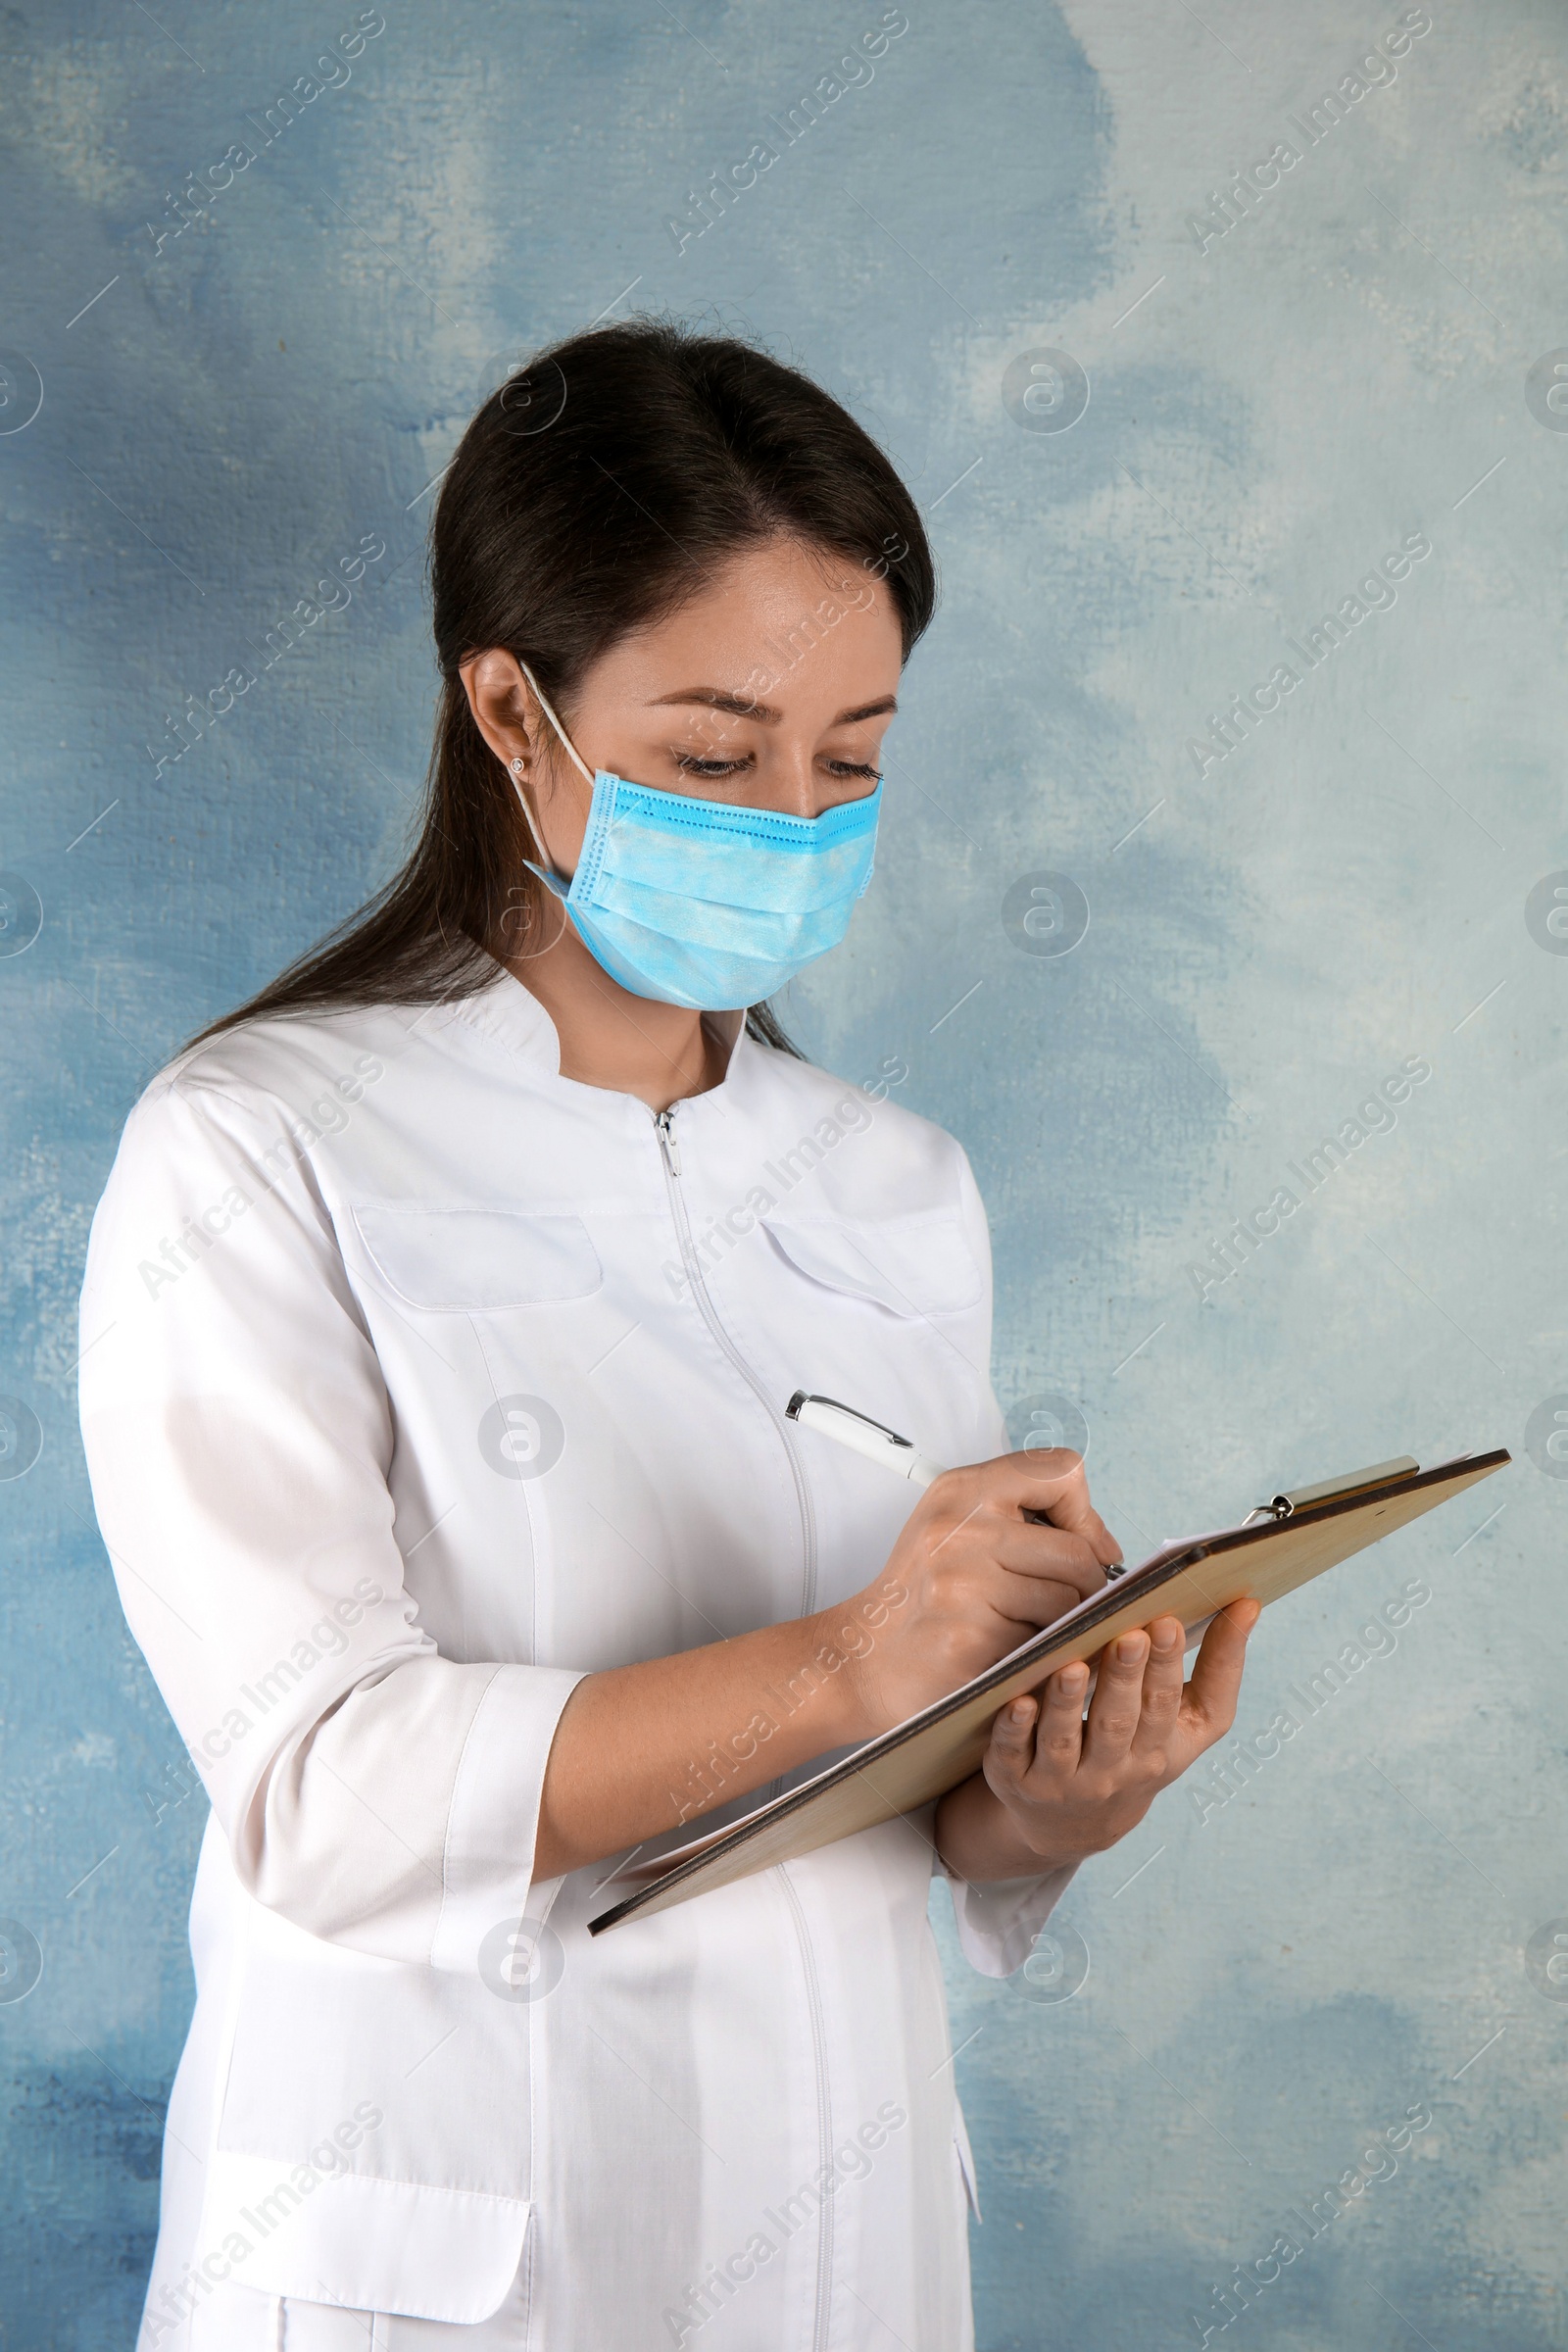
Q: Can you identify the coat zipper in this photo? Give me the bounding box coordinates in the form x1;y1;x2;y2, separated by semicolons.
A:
651;1107;818;1614
652;1103;833;2352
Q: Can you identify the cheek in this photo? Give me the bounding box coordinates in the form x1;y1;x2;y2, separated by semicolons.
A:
535;763;596;869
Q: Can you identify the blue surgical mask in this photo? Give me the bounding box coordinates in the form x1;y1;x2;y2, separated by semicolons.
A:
509;664;881;1011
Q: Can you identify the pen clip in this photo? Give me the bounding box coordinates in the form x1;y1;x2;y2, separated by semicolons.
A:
785;1391;916;1450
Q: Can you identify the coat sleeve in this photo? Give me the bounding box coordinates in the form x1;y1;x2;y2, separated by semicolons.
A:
76;1071;585;1975
938;1860;1081;1979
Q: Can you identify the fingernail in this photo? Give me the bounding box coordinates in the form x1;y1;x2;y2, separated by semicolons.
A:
1009;1699;1034;1726
1152;1622;1181;1651
1061;1664;1088;1691
1115;1633;1144;1662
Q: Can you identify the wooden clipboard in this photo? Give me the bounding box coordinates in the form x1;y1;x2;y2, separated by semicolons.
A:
588;1446;1509;1935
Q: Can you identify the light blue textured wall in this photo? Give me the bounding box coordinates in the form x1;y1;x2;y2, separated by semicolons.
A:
2;3;1564;2343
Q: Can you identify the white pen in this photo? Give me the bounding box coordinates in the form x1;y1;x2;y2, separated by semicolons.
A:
785;1390;948;1487
785;1387;1127;1576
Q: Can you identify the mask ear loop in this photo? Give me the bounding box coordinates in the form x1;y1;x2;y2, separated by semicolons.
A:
505;660;595;868
517;661;596;788
502;661;595;959
506;754;558;873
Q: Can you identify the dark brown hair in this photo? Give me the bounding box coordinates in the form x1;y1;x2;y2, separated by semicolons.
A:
195;318;936;1052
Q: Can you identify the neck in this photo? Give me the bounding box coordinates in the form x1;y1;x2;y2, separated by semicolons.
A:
506;917;732;1112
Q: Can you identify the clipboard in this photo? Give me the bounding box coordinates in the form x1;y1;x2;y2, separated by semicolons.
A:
588;1445;1509;1935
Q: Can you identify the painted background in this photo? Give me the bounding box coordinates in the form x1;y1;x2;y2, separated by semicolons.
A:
2;1;1565;2342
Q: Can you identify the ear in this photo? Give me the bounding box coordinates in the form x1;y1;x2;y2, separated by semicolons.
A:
459;648;543;778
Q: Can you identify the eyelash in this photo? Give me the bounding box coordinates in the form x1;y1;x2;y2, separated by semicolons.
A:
675;756;882;783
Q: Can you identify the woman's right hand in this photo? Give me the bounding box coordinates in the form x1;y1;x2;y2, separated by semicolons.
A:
827;1450;1123;1738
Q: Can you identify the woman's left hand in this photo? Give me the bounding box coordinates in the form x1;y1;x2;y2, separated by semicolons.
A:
934;1599;1259;1881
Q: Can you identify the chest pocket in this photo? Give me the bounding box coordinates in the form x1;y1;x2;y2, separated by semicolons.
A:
759;1207;983;1320
348;1206;603;1312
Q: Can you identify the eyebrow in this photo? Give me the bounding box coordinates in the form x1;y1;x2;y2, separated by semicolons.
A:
648;689;899;726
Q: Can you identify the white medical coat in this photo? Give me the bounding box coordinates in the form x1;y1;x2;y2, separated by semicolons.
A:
77;966;1071;2348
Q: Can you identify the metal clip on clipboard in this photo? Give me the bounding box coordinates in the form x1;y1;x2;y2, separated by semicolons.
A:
1242;1454;1420;1527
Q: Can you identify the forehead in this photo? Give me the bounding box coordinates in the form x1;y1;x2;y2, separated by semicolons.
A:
587;536;905;717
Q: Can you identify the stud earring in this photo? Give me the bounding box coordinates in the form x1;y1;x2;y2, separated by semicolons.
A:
509;757;525;777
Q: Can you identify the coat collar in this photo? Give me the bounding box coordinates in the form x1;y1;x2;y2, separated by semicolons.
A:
425;958;759;1108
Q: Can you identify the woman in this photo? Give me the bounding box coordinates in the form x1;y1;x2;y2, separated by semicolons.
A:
79;321;1256;2349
